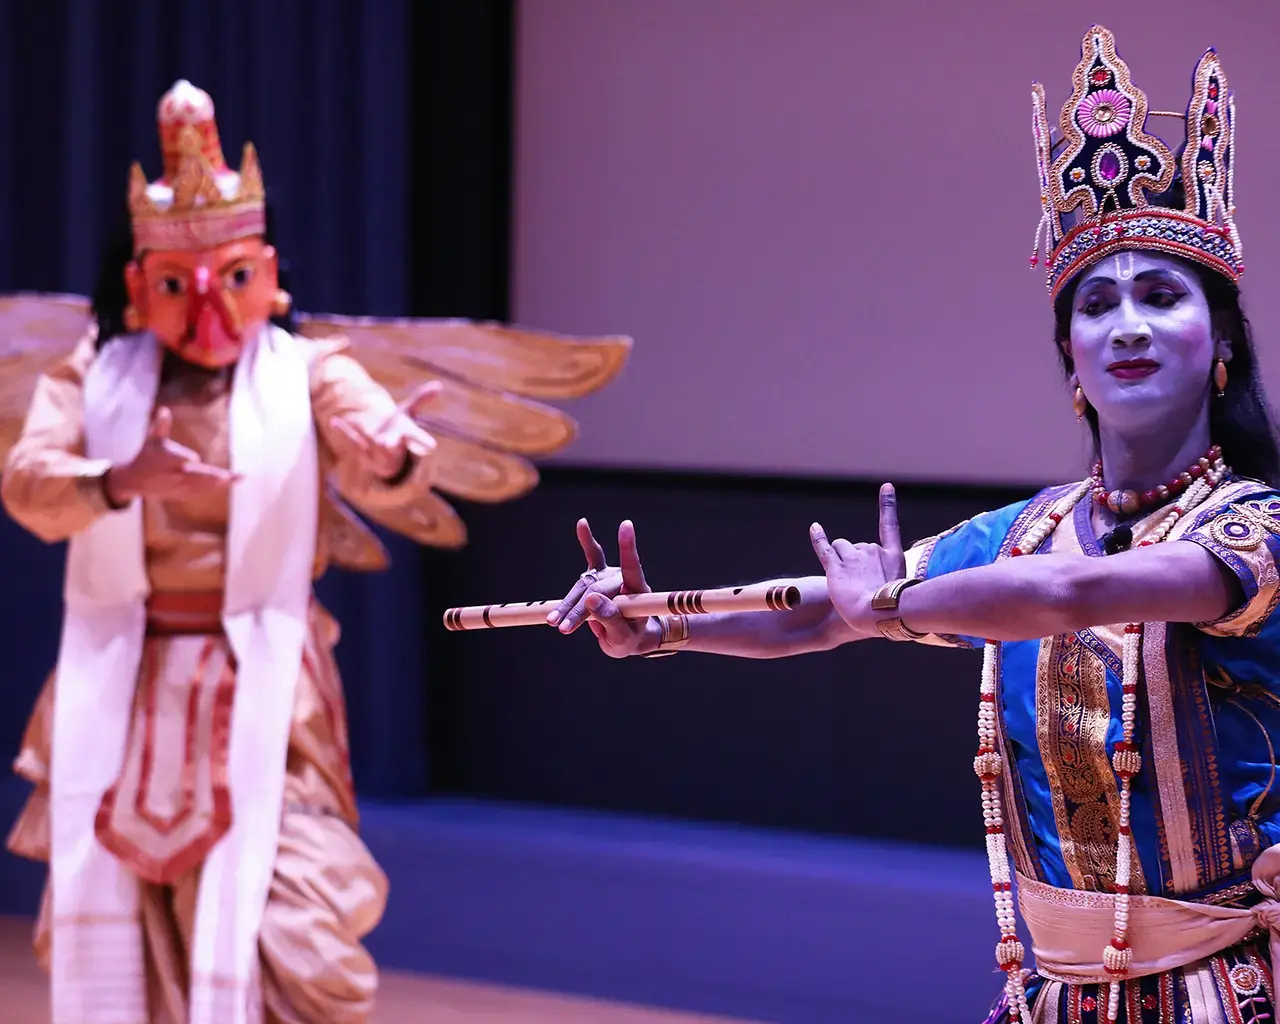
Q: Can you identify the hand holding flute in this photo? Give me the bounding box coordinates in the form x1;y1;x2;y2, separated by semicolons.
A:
546;518;667;658
445;485;911;660
441;516;808;657
539;517;828;660
539;488;909;657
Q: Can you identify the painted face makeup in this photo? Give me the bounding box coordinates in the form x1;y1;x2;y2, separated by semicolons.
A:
1066;250;1220;433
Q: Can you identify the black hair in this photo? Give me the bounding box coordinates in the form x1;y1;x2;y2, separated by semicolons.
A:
90;196;298;349
1051;173;1280;486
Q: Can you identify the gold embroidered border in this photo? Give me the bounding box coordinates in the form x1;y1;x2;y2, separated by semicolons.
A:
1209;946;1274;1024
1036;633;1145;892
1032;979;1062;1024
1017;872;1180;912
1184;960;1232;1024
1143;619;1201;892
1171;479;1276;542
1124;973;1176;1023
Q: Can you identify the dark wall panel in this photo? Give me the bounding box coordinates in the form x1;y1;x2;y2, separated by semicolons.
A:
424;467;1040;851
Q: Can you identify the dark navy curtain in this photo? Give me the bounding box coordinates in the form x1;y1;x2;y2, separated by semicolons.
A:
0;0;512;800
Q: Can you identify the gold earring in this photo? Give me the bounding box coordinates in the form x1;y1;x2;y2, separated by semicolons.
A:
1072;381;1087;421
271;289;293;318
1214;358;1228;397
123;305;143;332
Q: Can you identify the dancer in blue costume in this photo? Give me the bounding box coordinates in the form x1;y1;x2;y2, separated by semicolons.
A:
548;26;1280;1024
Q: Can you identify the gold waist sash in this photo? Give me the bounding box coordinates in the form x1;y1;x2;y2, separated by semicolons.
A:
1017;853;1280;985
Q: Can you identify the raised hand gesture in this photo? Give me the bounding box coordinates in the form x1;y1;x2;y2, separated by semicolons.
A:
809;483;908;639
328;381;442;480
547;518;655;658
104;406;241;506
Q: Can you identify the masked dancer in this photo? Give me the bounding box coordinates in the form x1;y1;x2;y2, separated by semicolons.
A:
0;80;630;1024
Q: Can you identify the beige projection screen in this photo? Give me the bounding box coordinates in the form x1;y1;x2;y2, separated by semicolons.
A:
511;0;1280;484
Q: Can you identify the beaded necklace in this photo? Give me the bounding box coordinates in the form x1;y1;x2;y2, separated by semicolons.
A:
979;452;1230;1023
1089;445;1224;516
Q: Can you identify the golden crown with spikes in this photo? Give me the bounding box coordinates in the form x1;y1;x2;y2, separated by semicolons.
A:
127;80;266;255
1030;26;1243;301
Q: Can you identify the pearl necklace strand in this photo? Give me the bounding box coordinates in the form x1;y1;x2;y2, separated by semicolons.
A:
977;454;1229;1023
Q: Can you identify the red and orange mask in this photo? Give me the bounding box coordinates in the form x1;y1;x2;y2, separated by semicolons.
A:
126;237;281;369
125;80;279;368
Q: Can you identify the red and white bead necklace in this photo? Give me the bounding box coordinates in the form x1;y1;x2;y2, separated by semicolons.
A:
977;450;1229;1023
1090;444;1223;516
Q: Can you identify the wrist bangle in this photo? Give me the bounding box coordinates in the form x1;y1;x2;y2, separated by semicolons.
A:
100;469;130;510
641;613;690;658
870;578;928;642
383;450;415;487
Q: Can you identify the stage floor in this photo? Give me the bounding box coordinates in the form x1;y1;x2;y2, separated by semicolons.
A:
0;917;752;1023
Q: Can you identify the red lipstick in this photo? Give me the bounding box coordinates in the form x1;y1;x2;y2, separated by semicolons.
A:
1107;359;1160;380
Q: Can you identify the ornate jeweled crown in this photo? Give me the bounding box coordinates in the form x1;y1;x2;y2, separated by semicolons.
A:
1031;26;1242;300
127;80;266;255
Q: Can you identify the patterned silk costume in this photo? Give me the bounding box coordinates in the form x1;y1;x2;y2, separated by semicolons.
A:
911;482;1280;1023
904;26;1280;1024
0;81;630;1024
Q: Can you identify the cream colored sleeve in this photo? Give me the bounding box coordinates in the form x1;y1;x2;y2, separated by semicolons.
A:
309;343;438;515
1;336;117;543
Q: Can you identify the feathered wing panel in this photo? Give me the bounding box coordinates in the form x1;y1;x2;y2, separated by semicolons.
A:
320;484;391;571
0;293;94;464
417;376;579;455
344;488;469;552
295;313;631;401
429;433;539;503
299;312;632;556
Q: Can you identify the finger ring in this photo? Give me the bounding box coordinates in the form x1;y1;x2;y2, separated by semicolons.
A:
580;568;601;584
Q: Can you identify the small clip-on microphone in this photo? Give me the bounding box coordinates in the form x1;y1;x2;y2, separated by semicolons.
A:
1101;524;1133;555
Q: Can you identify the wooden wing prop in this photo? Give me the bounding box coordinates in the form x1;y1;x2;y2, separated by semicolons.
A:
0;293;96;463
296;313;632;560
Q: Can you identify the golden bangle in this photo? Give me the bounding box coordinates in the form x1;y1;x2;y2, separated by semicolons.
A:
870;577;922;611
870;578;928;642
876;617;928;642
641;613;691;658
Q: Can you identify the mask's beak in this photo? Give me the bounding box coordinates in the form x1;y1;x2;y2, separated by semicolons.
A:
185;266;243;359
